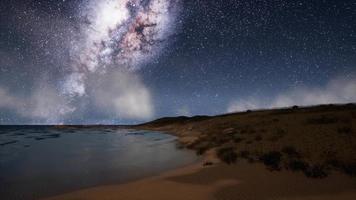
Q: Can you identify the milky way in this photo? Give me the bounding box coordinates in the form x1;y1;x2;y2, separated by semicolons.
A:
63;0;180;97
1;0;355;124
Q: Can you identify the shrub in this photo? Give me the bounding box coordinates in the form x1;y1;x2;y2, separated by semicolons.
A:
269;129;286;142
328;160;356;176
232;133;244;143
306;115;338;124
239;150;250;159
175;142;185;149
338;127;352;135
233;137;244;143
340;163;356;176
287;159;308;171
194;141;213;155
203;161;213;166
255;135;262;141
351;111;356;119
282;146;300;158
260;151;282;170
246;140;253;144
304;165;328;178
217;147;238;164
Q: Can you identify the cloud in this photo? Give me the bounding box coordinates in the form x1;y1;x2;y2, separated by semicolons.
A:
227;75;356;113
90;71;154;120
227;98;263;113
0;87;22;108
176;106;192;116
0;85;74;124
1;70;154;123
24;86;75;122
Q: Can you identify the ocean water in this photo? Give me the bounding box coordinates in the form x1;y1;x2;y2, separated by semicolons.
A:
0;126;197;200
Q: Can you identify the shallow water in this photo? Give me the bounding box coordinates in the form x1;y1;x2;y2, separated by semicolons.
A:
0;126;197;200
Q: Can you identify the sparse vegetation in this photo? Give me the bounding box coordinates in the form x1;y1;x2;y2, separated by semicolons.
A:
203;161;213;166
259;151;282;170
269;129;286;141
255;135;262;141
137;104;356;178
282;146;300;158
233;136;244;143
175;142;185;149
194;141;213;155
231;133;243;142
239;150;250;159
338;127;352;135
328;160;356;176
340;163;356;176
286;159;308;171
306;115;339;124
304;165;328;178
217;146;238;164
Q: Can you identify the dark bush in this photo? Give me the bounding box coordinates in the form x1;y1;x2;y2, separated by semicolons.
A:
240;129;248;134
276;128;286;136
249;129;256;134
329;161;356;176
340;163;356;176
194;141;213;155
338;127;352;135
269;129;286;141
203;161;213;166
246;140;253;144
175;142;185;149
217;147;238;164
260;151;282;170
233;137;244;143
255;135;262;141
212;135;230;144
351;111;356;119
292;105;299;109
232;133;244;143
287;159;308;171
282;146;300;158
304;165;328;178
306;115;338;124
239;150;250;159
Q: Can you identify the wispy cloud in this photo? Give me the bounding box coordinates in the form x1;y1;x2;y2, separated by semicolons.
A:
176;106;191;116
90;71;154;120
0;70;154;123
227;75;356;113
0;85;74;124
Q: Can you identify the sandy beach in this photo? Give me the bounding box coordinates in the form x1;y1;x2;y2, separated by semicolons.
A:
45;161;356;200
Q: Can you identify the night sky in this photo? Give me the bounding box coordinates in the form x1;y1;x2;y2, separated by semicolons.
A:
0;0;355;124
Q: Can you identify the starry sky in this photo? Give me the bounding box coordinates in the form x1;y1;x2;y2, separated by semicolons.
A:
0;0;355;124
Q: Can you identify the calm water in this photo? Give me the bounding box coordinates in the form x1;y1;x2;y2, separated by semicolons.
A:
0;126;197;200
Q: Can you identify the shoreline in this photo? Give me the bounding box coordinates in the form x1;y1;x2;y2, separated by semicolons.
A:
44;156;356;200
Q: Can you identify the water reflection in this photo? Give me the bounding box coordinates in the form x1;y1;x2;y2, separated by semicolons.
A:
0;126;197;200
